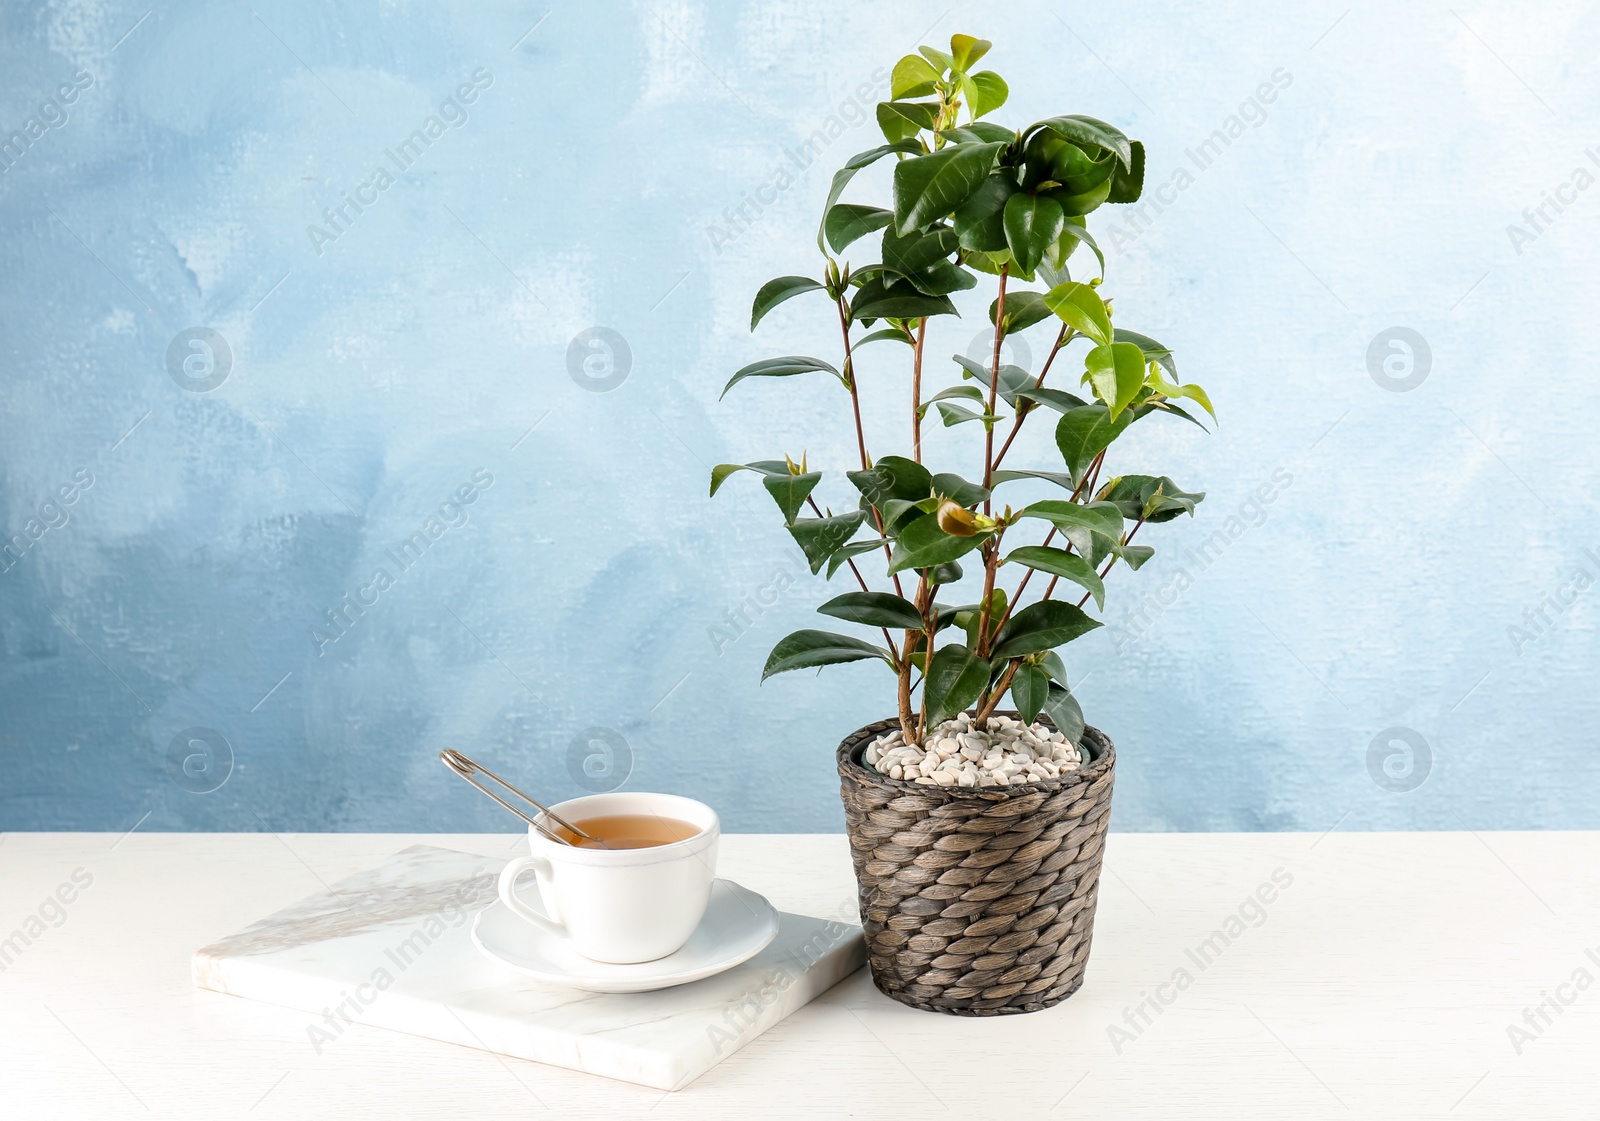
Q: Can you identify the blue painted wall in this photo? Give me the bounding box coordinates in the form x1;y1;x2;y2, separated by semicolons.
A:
3;2;1596;833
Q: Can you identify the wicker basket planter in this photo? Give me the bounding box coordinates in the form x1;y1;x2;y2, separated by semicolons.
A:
836;713;1116;1016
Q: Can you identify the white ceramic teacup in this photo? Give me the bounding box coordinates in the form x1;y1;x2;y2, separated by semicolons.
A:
496;792;720;964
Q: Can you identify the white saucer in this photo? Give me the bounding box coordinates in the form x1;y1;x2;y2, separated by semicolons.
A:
472;878;779;993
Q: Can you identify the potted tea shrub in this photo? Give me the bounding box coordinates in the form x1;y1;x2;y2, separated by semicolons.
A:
712;34;1212;1015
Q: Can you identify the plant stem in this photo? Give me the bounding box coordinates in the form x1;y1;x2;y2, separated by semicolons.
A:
1084;447;1107;503
836;299;871;473
896;653;916;741
981;266;1010;509
833;294;906;600
917;583;936;741
974;524;1007;651
970;266;1012;733
991;323;1070;475
973;657;1022;725
897;571;929;743
911;318;928;464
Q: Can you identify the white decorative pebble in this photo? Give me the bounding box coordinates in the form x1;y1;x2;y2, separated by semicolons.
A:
867;716;1086;788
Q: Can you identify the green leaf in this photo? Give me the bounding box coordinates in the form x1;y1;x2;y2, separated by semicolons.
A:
1033;115;1135;171
886;513;987;575
990;290;1053;336
1003;194;1065;275
878;496;936;534
924;642;992;725
953;354;1033;407
1041;650;1069;686
1003;546;1106;608
762;629;893;680
892;141;1005;235
788;510;866;574
930;560;964;585
710;463;749;497
1050;179;1113;219
1147;399;1208;433
937;401;989;427
1149;369;1215;420
826;538;888;579
1047;141;1117;195
1015;386;1089;414
761;471;820;524
1010;664;1049;724
711;459;793;497
877;100;941;143
847;455;933;506
750;276;824;331
964;249;1012;278
881;224;974;296
1055;404;1134;481
857;325;915;347
1117;543;1155;570
918;44;955;72
1042;281;1111;345
722;355;842;398
1041;683;1085;744
1052;221;1105;279
930;471;989;506
824;205;893;255
1035;256;1070;291
934;600;976;631
1018;499;1124;557
818;591;925;631
949;605;983;648
1096;475;1205;524
923;383;985;408
1085;341;1146;419
1108;140;1145;204
990;468;1079;491
891;54;941;99
940;122;1015;145
966;70;1008;118
817;141;923;252
992;600;1103;661
951;173;1016;253
949;34;991;70
851;274;958;321
1114;327;1177;378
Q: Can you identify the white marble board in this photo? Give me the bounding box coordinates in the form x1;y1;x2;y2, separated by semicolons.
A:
192;845;865;1091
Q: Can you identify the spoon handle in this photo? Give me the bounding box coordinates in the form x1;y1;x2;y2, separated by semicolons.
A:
439;749;601;847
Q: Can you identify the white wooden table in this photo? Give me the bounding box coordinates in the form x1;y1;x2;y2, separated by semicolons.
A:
1;830;1593;1118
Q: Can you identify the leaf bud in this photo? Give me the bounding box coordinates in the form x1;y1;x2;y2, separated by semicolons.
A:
936;500;978;536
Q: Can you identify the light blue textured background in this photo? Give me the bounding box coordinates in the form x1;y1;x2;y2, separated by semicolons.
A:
3;2;1596;833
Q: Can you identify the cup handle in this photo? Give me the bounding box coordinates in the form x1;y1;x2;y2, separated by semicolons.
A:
497;855;565;936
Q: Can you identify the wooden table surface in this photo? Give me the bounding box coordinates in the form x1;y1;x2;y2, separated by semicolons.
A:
1;830;1593;1118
